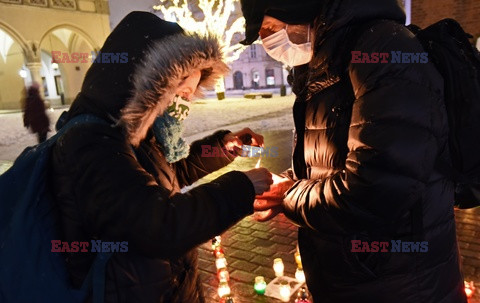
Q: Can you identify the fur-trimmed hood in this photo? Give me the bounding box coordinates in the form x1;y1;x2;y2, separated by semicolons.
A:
63;12;228;146
121;33;228;146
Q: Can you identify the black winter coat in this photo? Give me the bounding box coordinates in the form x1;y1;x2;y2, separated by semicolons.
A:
282;1;467;302
23;86;49;135
51;12;254;303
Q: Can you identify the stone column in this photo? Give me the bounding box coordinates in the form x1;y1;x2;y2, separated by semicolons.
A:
25;41;45;98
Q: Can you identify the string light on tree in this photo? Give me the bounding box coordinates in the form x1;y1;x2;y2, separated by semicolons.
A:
153;0;247;99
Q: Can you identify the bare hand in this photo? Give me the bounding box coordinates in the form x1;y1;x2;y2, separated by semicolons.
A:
254;203;284;222
255;174;295;200
223;128;264;155
243;168;273;195
252;174;295;222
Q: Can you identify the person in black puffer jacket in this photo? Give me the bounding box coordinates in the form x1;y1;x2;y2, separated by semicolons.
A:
51;12;272;303
241;0;467;302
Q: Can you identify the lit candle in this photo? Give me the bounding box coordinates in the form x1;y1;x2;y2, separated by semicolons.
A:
255;158;261;168
254;276;267;295
218;281;231;298
279;279;291;302
213;246;224;258
211;236;221;250
220;296;234;303
217;268;230;282
465;281;475;298
295;267;306;283
294;251;302;268
295;287;310;303
273;258;284;277
216;253;228;270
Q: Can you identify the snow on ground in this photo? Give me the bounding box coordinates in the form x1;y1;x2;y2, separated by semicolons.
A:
0;95;295;162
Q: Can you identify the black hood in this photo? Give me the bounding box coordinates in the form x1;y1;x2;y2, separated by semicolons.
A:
240;0;406;45
240;0;324;45
65;11;229;146
67;12;182;123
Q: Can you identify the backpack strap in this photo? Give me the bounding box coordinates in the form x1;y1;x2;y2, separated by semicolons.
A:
80;252;113;303
54;114;115;302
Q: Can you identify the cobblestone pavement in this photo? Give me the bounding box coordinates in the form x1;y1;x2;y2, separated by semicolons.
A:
199;209;480;303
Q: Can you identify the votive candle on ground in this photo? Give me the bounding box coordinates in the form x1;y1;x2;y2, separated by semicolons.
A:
273;258;284;277
254;276;267;295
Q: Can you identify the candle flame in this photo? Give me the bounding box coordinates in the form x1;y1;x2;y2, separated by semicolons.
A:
255;158;261;168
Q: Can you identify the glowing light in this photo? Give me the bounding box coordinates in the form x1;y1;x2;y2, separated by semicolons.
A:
217;268;230;282
295;268;305;283
216;253;227;270
294;251;302;268
220;296;234;303
279;279;291;302
213;246;224;258
153;0;247;64
19;69;27;78
465;281;475;298
295;287;310;303
218;281;231;297
255;158;261;168
211;236;221;250
51;62;59;70
254;276;267;295
273;258;284;277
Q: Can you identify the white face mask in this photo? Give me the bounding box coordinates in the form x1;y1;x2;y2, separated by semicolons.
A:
262;26;312;67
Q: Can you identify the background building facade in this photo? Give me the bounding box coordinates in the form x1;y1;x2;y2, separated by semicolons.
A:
2;0;480;110
0;0;110;109
224;44;286;91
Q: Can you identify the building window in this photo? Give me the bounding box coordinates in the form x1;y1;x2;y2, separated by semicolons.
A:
265;69;275;87
250;45;257;59
252;71;260;88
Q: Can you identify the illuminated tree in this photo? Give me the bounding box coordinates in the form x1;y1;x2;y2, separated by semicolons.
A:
153;0;247;99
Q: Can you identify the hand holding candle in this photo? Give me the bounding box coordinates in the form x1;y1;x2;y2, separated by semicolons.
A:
253;173;295;221
223;128;264;156
243;168;273;195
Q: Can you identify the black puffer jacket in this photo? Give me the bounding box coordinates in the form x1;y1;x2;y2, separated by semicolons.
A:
282;0;467;302
51;12;255;303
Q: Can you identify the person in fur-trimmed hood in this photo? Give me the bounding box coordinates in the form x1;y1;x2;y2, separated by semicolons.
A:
51;11;272;302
